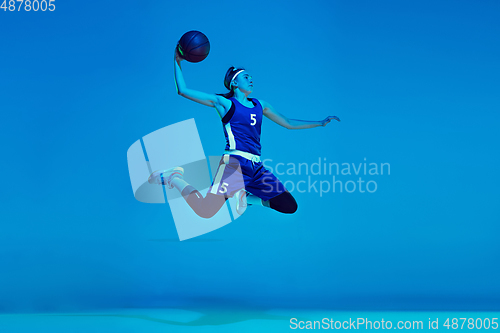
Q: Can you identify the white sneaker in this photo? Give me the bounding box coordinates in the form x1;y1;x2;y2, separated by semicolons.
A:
234;189;248;215
148;167;184;189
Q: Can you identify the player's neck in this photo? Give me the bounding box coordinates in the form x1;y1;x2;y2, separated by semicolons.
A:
234;90;251;103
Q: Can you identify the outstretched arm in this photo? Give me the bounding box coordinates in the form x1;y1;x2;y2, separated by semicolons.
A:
261;100;340;130
174;47;231;115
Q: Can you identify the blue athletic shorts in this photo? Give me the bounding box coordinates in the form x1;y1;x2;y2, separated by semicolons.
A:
207;154;287;201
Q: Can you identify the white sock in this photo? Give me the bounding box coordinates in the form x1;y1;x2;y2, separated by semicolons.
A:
170;177;189;193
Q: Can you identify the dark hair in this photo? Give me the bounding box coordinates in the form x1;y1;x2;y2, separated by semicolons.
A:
217;66;245;99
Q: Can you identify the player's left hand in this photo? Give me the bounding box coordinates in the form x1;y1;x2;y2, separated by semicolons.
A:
321;116;341;126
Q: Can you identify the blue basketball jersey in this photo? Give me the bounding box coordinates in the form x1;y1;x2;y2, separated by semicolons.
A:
221;97;263;156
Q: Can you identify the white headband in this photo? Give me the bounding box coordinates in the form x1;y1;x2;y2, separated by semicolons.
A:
230;69;245;88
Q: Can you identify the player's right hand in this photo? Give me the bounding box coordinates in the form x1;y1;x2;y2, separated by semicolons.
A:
175;44;184;62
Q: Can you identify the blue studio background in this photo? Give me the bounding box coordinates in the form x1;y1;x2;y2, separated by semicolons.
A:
1;0;499;313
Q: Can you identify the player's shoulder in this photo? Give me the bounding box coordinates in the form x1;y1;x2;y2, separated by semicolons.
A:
255;98;269;109
216;95;233;110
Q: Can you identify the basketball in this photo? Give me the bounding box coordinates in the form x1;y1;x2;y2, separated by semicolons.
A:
177;31;210;63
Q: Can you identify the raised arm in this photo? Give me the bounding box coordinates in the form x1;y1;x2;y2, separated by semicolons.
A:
261;100;340;130
174;47;231;116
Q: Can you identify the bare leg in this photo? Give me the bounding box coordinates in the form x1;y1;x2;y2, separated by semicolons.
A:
246;193;271;208
158;171;226;218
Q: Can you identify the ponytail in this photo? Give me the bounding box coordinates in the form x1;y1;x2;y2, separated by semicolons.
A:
216;66;245;99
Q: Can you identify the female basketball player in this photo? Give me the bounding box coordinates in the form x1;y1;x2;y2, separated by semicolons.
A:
148;46;340;218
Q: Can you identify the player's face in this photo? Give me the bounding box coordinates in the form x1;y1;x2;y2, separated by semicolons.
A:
235;72;253;93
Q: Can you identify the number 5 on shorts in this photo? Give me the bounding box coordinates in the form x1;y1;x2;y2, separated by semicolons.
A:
219;182;229;194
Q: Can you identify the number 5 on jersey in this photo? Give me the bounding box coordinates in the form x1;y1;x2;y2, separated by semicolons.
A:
250;114;256;126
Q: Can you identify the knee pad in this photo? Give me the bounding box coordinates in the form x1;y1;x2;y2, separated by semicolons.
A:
269;191;298;214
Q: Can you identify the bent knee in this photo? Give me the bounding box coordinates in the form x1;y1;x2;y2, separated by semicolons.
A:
282;201;298;214
270;191;298;214
289;201;298;214
197;209;218;219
